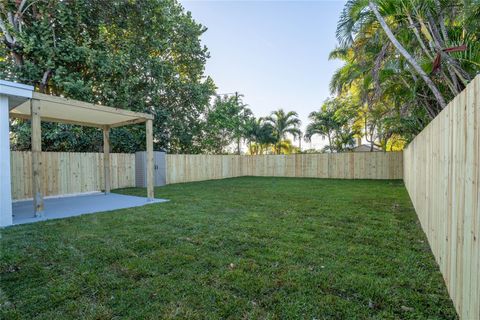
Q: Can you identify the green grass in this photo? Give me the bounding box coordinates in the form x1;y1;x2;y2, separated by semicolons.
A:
1;177;456;319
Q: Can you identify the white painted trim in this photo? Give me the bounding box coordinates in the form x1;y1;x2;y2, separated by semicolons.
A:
0;80;34;91
0;80;33;100
0;95;12;227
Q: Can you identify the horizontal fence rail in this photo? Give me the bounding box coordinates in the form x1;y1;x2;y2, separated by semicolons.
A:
166;152;403;184
403;75;480;319
10;151;135;200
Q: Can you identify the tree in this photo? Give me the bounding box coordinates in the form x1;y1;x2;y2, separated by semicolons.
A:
305;98;360;152
368;1;446;108
245;117;276;155
1;0;215;153
305;108;338;150
264;109;301;154
330;0;480;149
203;94;252;154
231;92;252;154
270;139;300;155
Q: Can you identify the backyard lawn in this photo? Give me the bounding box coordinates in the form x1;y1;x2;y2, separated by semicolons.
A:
1;177;456;319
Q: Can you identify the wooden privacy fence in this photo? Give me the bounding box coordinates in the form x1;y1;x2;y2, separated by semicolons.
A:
165;154;243;184
10;151;403;199
11;151;135;200
166;152;403;184
403;75;480;319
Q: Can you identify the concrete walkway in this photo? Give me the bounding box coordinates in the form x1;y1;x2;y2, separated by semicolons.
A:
13;193;167;225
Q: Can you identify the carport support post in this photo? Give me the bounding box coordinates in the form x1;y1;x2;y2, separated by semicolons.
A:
0;95;13;226
31;99;44;217
103;126;111;194
146;119;154;201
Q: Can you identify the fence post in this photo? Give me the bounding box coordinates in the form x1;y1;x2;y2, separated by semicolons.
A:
103;126;111;194
31;99;44;217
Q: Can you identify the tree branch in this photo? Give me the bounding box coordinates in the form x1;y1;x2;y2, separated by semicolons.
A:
0;15;14;44
406;13;433;60
39;69;51;93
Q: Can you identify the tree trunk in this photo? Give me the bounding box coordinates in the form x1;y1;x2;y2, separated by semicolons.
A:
369;1;447;109
237;137;241;155
39;69;51;93
425;12;466;92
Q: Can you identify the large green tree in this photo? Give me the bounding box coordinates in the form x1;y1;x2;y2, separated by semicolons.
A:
202;93;253;154
1;0;215;153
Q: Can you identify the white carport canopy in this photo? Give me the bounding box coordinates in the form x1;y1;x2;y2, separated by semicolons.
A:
0;80;155;227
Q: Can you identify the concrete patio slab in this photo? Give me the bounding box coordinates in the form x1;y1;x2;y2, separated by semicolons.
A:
12;193;168;225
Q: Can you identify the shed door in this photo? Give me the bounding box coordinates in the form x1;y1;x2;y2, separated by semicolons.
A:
154;152;166;186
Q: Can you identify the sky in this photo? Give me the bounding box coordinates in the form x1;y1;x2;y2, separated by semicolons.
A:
180;0;347;150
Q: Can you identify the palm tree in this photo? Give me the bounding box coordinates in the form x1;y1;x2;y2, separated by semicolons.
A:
245;117;276;155
304;109;338;150
328;0;480;150
229;92;252;155
335;0;479;112
271;139;300;155
305;97;363;152
265;109;302;154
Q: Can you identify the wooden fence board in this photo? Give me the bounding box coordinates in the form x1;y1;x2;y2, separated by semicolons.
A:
10;151;135;200
166;152;403;184
403;75;480;319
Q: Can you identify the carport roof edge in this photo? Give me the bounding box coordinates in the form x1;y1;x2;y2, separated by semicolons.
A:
9;91;154;128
